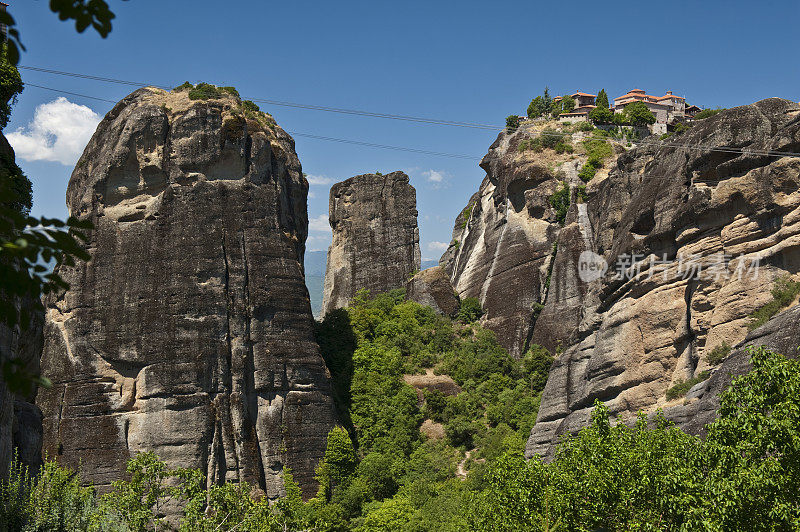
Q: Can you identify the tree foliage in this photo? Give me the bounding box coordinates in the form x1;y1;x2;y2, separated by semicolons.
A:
595;88;609;109
623;101;656;126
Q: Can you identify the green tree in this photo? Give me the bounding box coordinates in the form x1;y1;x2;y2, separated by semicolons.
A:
505;114;520;131
588;106;614;124
595;88;609;109
457;297;483;323
317;426;358;499
624;101;656;126
527;96;545;118
560;95;575;113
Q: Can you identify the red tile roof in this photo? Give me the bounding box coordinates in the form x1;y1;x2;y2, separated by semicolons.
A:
572;91;596;98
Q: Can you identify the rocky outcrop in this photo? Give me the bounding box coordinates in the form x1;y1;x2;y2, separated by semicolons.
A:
322;172;420;315
36;87;336;498
526;98;800;458
663;304;800;438
0;133;44;480
440;124;605;357
406;266;459;317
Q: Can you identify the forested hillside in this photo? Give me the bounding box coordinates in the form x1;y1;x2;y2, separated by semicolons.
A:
4;291;799;530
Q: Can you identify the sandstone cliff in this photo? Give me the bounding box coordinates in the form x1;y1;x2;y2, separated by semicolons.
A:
525;98;800;457
440;121;618;357
322;171;420;315
36;87;335;497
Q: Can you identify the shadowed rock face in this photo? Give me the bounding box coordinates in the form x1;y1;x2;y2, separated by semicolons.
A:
36;88;335;498
440;127;581;358
322;172;420;315
526;98;800;459
0;133;44;481
406;266;459;317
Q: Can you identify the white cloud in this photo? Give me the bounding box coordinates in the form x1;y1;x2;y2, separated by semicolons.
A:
308;214;331;233
423;169;446;183
308;190;316;198
306;234;332;252
305;174;334;186
7;97;101;166
427;241;449;251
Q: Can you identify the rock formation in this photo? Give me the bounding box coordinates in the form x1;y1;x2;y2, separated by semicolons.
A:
406;266;459;317
525;98;800;458
322;172;420;315
663;304;800;438
440;126;601;357
36;87;336;497
0;133;44;480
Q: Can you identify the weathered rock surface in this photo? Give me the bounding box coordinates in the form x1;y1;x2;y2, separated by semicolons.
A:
406;266;459;317
526;98;800;459
322;172;420;315
440;124;603;357
663;303;800;437
36;87;335;497
0;133;44;480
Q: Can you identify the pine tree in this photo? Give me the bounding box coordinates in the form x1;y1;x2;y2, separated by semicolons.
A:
596;89;609;109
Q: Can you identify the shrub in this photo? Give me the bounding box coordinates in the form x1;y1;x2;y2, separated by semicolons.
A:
187;82;233;100
505;115;520;131
458;297;484;323
588;106;615;125
666;370;711;400
554;141;573;154
706;342;732;365
748;275;800;330
578;160;599;182
173;81;193;91
576;121;595;132
540;128;565;149
549;182;570;225
694;107;725;119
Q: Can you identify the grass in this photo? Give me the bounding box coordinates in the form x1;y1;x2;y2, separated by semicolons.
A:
748;276;800;330
666;370;711;400
706;342;732;365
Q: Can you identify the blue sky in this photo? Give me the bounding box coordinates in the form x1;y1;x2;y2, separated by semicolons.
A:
7;0;799;259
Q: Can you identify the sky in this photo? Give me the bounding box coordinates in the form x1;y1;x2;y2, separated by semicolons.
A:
6;0;799;260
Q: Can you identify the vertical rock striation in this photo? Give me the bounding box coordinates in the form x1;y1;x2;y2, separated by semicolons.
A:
322;171;420;315
36;87;335;498
526;98;800;458
439;127;588;357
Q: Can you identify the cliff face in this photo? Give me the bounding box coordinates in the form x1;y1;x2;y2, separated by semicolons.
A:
525;98;800;457
322;171;420;315
36;87;335;497
440;122;611;357
0;133;44;481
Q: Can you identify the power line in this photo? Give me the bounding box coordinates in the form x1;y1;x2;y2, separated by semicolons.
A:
21;82;480;161
18;66;800;160
18;65;502;131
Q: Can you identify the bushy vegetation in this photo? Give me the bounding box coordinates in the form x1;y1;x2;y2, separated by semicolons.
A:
505;115;520;131
173;82;240;101
694;107;726;119
548;182;570;225
578;133;614;182
707;341;732;365
748;275;800;330
473;346;800;531
666;370;711;400
623;101;656;126
5;346;799;530
518;128;572;155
